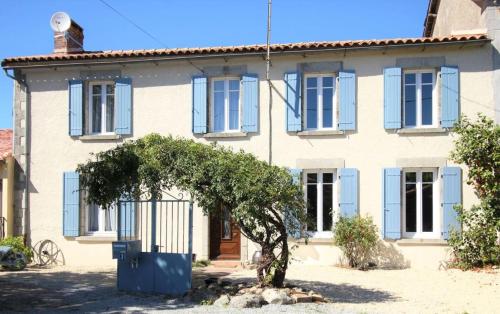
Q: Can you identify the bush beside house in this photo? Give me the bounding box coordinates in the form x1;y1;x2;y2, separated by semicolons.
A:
448;114;500;269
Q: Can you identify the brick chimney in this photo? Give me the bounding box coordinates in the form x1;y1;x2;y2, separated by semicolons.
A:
53;20;84;54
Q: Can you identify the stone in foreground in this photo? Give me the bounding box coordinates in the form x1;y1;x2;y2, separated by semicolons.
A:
291;293;313;303
213;294;230;307
262;288;294;305
229;294;263;308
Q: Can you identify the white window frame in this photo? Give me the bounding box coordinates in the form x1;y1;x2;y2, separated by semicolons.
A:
304;73;337;131
210;77;241;133
403;69;438;128
402;168;440;239
303;169;338;238
88;81;115;135
85;202;117;236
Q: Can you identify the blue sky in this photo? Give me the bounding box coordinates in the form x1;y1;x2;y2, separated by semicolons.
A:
0;0;429;128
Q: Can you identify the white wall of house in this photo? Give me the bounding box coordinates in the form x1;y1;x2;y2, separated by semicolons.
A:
21;42;494;268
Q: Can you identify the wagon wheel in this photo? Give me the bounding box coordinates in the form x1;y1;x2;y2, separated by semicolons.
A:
38;240;62;266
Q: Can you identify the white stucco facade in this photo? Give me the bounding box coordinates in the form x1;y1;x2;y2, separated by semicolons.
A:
7;39;493;269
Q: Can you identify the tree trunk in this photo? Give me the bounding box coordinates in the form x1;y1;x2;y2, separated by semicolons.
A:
256;231;289;288
256;244;274;286
271;234;288;287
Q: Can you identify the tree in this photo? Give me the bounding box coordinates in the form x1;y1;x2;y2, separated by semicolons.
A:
448;114;500;268
77;134;305;287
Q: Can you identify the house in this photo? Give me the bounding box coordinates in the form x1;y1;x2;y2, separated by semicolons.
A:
1;0;499;269
0;129;14;239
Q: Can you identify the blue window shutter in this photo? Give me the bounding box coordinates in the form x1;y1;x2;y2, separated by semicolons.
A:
192;76;208;134
241;74;259;132
115;78;133;135
384;67;402;129
69;80;83;136
338;71;356;131
284;72;302;132
339;168;358;217
286;168;302;238
63;171;80;237
383;168;401;239
442;167;462;239
440;66;460;128
119;196;136;239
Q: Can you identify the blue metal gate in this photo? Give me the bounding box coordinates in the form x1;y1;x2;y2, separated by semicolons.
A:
113;197;193;295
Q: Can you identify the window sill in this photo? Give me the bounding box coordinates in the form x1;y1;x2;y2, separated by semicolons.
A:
395;238;448;246
397;128;448;134
76;235;117;243
203;132;248;139
79;134;121;141
297;130;345;136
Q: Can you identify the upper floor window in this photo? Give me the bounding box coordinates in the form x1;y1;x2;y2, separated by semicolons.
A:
304;74;336;130
403;70;436;128
304;170;337;237
89;82;115;134
211;78;241;133
403;168;439;239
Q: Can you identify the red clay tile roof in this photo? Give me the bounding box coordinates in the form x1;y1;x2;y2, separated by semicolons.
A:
0;129;12;161
1;34;489;68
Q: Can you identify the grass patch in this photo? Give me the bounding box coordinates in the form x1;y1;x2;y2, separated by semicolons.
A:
192;259;211;268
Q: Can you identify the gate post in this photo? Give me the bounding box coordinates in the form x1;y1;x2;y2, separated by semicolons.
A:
188;201;194;288
117;200;122;240
151;198;158;252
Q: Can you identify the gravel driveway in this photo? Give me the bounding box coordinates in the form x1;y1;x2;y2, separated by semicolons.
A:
0;264;498;313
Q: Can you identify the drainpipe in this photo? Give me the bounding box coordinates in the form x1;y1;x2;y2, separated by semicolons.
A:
4;68;30;241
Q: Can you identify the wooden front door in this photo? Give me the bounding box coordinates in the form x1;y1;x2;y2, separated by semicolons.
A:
209;207;241;260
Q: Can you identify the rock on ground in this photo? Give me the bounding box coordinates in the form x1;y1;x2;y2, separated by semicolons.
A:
229;294;263;308
261;288;294;305
213;294;230;307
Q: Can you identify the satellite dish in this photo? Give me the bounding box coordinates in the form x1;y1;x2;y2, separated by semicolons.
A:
50;12;71;32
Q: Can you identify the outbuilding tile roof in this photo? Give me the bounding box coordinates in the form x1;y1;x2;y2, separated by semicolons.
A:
1;34;489;68
0;129;12;161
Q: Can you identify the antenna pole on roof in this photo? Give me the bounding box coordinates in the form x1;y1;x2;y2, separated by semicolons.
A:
266;0;272;81
266;0;273;165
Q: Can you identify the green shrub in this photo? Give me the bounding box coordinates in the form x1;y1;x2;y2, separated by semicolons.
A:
448;202;500;269
192;259;211;268
448;114;499;269
0;236;33;263
333;216;378;270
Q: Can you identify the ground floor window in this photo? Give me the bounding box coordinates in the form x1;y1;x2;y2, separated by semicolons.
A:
403;168;439;239
87;203;117;235
304;170;337;237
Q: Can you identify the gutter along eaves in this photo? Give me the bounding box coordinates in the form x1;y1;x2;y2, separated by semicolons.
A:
1;38;491;70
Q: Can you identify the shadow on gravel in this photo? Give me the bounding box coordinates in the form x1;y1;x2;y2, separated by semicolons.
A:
289;279;398;303
0;267;218;312
211;274;397;304
0;267;396;312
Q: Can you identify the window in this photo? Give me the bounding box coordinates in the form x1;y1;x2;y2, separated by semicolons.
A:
89;82;115;134
222;207;231;240
304;75;336;130
211;78;240;132
403;169;439;238
304;170;337;237
403;70;436;128
87;203;117;235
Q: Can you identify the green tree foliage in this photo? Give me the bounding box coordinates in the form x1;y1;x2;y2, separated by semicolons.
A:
77;134;305;287
0;236;33;263
448;114;499;269
448;201;499;268
333;216;378;270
